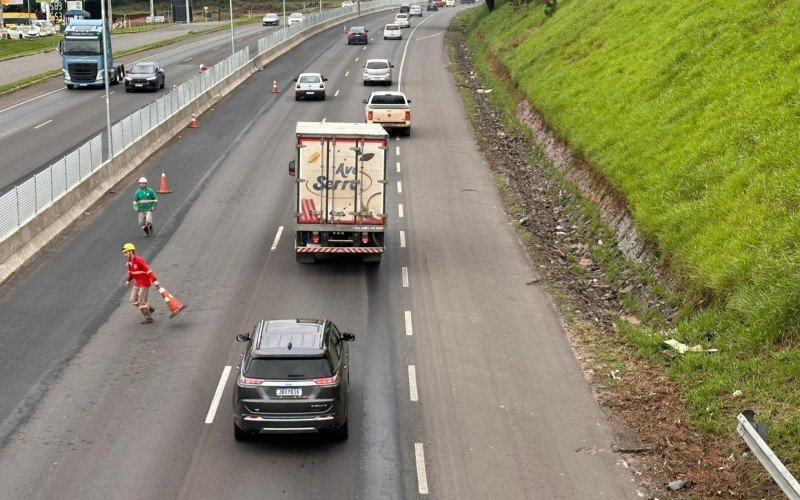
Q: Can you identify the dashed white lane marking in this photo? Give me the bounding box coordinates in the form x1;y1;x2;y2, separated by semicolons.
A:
415;443;429;494
271;226;284;251
416;32;443;41
355;57;359;62
34;119;53;129
396;146;400;155
405;310;413;336
212;46;220;51
400;230;406;248
396;161;401;173
335;89;340;96
345;71;350;77
184;57;193;62
205;366;232;424
408;365;418;401
397;181;403;194
402;266;409;287
363;46;367;50
399;204;404;218
322;117;327;123
98;92;115;99
396;136;400;141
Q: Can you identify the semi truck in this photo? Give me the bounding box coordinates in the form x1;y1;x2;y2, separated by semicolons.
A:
59;19;125;89
289;122;389;264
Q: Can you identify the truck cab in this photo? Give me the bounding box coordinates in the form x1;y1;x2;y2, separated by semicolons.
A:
59;19;124;89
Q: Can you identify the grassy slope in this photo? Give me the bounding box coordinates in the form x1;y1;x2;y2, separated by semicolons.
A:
463;0;800;464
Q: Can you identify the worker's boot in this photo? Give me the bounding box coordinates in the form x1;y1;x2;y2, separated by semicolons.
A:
140;305;154;324
142;225;150;236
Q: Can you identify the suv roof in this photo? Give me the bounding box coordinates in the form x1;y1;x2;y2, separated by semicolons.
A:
250;319;328;357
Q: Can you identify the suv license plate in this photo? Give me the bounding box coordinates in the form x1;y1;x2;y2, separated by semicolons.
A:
277;388;302;397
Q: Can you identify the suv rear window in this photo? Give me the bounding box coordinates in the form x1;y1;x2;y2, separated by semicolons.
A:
372;95;406;105
245;357;333;379
366;61;390;69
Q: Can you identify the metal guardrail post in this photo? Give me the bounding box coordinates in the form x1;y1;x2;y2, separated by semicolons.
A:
737;411;800;499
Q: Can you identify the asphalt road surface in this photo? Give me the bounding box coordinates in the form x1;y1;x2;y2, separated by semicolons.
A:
0;5;643;498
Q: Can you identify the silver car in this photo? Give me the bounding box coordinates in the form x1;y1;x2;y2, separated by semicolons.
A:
409;5;422;16
383;23;402;40
363;59;394;86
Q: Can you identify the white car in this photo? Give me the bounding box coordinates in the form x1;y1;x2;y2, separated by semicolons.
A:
445;0;455;5
287;12;305;26
294;72;327;101
5;26;26;39
341;1;354;6
31;20;55;35
409;5;422;16
394;13;410;28
383;23;402;40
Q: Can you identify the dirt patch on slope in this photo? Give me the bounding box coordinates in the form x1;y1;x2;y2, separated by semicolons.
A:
447;29;781;499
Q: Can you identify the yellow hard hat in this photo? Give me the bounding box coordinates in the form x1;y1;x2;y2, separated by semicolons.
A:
122;243;136;253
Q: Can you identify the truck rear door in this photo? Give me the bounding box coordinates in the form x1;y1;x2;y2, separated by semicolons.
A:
297;136;385;225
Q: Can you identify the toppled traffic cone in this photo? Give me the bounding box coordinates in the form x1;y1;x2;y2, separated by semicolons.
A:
154;280;185;318
271;80;279;93
188;113;198;128
156;169;172;194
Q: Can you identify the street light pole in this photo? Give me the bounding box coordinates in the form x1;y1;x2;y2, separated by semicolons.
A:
228;0;234;55
100;0;113;161
282;0;286;40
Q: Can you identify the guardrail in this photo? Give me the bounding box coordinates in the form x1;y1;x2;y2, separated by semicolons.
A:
0;1;397;248
737;411;800;499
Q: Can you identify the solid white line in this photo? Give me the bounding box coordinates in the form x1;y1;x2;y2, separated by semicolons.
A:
405;310;413;336
415;443;429;494
400;230;406;248
33;119;53;129
398;16;436;92
184;57;193;62
396;146;400;155
345;71;350;77
397;181;403;194
271;226;284;251
396;161;401;173
402;266;409;287
408;365;418;401
205;366;232;424
335;89;340;96
399;204;404;218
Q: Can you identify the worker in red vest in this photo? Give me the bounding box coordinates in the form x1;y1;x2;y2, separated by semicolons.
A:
122;242;156;324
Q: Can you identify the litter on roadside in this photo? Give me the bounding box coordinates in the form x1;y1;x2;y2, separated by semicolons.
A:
662;339;718;354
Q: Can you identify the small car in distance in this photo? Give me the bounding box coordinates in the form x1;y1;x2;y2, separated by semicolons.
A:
295;72;327;101
409;5;422;16
363;58;393;86
5;26;26;39
287;12;305;25
342;1;353;6
232;319;355;441
399;2;411;12
383;24;402;40
262;13;279;26
426;2;438;10
124;62;165;92
445;0;455;5
347;26;369;45
394;12;410;28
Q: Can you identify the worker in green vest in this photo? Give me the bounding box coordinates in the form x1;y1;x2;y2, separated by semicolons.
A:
133;177;158;236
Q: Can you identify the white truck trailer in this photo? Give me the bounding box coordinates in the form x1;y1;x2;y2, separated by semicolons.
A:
289;122;389;263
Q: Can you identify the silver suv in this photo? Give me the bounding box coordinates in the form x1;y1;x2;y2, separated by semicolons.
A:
363;59;394;86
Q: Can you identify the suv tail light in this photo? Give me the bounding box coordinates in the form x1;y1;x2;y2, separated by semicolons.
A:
239;372;265;385
404;110;411;121
368;110;374;121
313;373;340;385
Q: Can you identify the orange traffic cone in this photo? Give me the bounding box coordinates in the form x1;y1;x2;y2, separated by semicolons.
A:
188;113;198;128
271;80;279;93
156;170;172;194
154;280;185;318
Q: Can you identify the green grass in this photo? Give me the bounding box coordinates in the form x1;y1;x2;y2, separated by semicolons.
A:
458;0;800;467
0;35;62;61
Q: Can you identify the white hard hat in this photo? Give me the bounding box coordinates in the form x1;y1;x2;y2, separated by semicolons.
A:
138;177;147;183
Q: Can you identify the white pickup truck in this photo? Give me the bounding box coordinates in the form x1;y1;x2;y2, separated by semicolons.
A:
363;91;412;136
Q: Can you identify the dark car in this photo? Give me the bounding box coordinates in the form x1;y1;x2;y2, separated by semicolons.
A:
426;2;438;10
124;62;165;92
399;2;411;12
232;319;355;441
347;26;369;45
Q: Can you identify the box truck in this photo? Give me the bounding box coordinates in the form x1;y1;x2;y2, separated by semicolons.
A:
289;122;389;263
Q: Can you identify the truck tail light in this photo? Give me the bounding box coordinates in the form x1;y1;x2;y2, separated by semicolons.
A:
368;111;374;121
405;111;411;121
311;232;320;244
361;232;369;244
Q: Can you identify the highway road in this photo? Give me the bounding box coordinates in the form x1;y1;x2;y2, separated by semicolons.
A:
0;21;274;194
0;5;643;498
